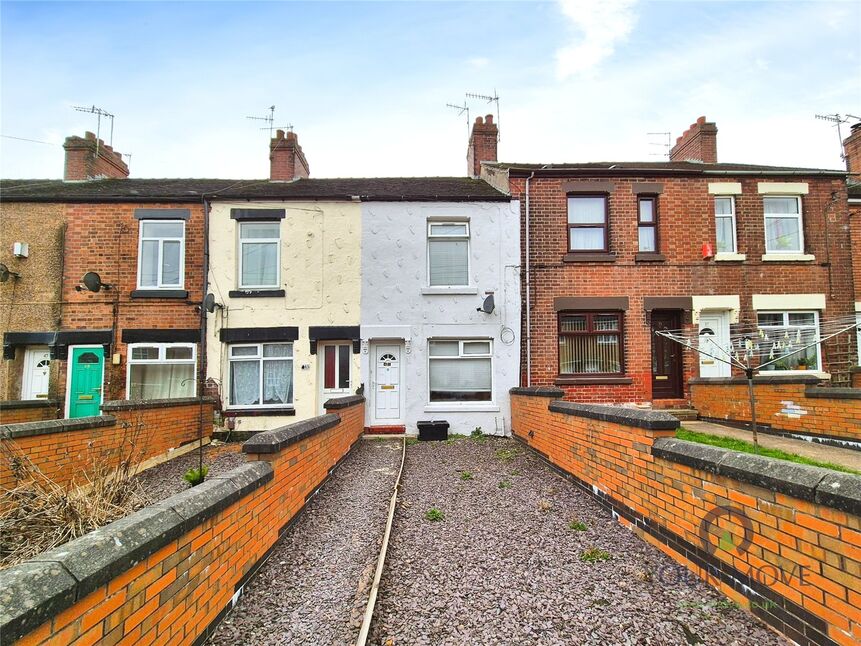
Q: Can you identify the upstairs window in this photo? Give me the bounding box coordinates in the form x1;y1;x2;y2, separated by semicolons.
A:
127;343;195;399
138;221;184;289
714;196;737;253
428;222;469;287
428;339;492;402
637;196;658;252
568;195;608;252
239;222;280;289
559;312;624;375
764;196;803;254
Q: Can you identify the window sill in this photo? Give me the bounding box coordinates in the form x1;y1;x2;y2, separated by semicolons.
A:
423;404;500;413
130;289;188;299
714;252;746;262
421;287;479;295
555;376;633;385
760;253;815;262
223;407;296;417
229;289;286;298
563;252;616;263
634;252;666;262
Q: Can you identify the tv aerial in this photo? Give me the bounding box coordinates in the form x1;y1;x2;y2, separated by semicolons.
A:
815;113;861;163
72;105;115;154
247;105;292;138
76;271;112;293
446;100;470;137
0;263;21;282
647;131;671;159
466;90;501;141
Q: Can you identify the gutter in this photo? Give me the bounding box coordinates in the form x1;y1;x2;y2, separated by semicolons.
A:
503;167;846;179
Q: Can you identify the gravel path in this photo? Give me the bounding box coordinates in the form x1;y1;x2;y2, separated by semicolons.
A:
133;442;246;504
208;439;402;646
371;437;789;646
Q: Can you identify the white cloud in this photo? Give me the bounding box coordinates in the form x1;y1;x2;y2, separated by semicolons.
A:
468;57;490;69
555;0;638;79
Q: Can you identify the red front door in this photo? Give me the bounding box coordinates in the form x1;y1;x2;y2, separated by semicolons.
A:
651;311;683;399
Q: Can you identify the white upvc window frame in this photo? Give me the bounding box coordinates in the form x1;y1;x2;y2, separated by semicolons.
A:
227;342;294;409
427;338;493;404
427;221;471;288
137;220;185;289
763;195;804;255
714;195;738;254
238;221;281;290
756;310;822;374
125;342;197;399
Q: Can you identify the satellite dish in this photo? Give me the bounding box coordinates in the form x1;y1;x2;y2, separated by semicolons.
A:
477;293;495;314
0;263;20;283
203;293;223;313
81;272;111;292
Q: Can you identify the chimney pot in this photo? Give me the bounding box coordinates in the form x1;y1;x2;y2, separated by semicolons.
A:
276;129;285;139
843;121;861;176
485;114;494;124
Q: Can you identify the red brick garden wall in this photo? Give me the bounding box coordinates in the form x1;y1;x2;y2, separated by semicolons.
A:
0;401;61;425
510;390;861;646
690;378;861;442
0;398;214;491
3;398;365;646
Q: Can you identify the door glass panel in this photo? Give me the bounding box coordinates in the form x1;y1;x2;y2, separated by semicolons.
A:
338;346;350;389
78;352;100;364
324;346;336;389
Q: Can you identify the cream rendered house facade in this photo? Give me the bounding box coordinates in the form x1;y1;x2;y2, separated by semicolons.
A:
206;197;361;431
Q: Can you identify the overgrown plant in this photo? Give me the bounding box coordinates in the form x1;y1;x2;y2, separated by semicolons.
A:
470;427;485;443
183;466;209;487
425;507;444;521
0;412;153;569
580;547;611;563
459;470;473;481
569;520;588;531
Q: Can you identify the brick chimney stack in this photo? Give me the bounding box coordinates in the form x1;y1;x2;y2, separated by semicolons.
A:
270;129;310;181
63;131;129;181
467;114;498;178
843;122;861;181
670;116;718;164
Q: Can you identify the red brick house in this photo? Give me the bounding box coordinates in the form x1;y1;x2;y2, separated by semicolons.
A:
844;123;861;367
481;116;855;406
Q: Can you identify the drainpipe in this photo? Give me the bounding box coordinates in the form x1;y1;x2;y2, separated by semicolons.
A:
198;196;211;476
525;171;535;386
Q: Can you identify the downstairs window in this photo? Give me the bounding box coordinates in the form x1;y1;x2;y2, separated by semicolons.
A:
428;339;492;402
127;344;196;399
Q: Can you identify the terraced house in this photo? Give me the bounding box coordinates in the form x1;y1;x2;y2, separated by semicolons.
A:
480;116;857;406
1;133;210;419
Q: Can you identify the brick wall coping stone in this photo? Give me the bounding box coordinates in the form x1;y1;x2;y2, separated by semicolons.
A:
803;387;861;399
509;386;565;398
0;399;61;411
548;401;680;431
323;395;366;410
242;413;340;454
0;415;115;440
0;461;273;643
688;375;824;385
100;396;216;411
653;437;861;514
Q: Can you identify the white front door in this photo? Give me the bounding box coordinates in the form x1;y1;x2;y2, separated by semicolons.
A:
319;342;352;412
372;344;401;423
698;311;731;378
22;346;51;399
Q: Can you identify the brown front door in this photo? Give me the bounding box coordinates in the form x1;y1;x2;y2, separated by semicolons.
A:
651;310;683;399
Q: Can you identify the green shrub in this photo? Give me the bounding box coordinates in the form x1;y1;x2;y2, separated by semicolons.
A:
183;466;209;487
425;507;444;521
579;547;611;563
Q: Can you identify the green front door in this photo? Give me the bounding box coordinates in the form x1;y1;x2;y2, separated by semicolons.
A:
68;347;104;418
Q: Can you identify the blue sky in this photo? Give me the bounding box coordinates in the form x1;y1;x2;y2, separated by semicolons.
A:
1;1;859;179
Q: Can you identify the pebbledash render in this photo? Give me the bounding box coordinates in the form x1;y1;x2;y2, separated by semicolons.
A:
480;116;856;405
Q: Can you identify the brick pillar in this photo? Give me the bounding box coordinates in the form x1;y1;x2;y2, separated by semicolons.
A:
670;116;718;164
467;114;498;178
844;122;861;180
269;130;310;181
63;132;129;180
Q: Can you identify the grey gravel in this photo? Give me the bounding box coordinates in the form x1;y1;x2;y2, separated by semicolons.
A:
371;437;789;646
208;439;402;646
133;442;246;504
